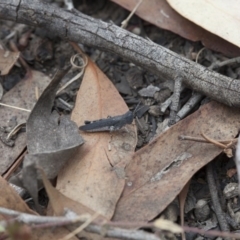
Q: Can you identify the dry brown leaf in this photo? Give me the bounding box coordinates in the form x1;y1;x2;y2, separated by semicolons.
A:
111;0;240;57
0;176;35;214
42;167;104;240
0;48;20;75
0;176;77;240
167;0;240;48
178;181;190;240
0;70;51;175
112;101;240;222
57;59;137;219
42;166;103;240
40;168;95;217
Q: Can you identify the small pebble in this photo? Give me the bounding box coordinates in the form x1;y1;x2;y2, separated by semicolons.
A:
223;182;238;199
138;85;160;97
148;105;163;117
132;27;141;35
234;211;240;224
154;88;171;103
194;199;210;221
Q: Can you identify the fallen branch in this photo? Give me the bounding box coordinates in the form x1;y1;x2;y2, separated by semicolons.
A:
1;207;240;239
0;207;160;240
0;0;239;107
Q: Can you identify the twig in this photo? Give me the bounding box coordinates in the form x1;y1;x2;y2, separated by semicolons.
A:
3;149;27;180
56;53;88;96
201;132;227;149
210;56;240;70
206;163;230;234
168;76;182;126
0;207;160;240
6;122;26;140
179;133;236;157
160;96;173;114
61;212;99;240
121;0;144;28
0;103;30;112
179;135;237;145
175;92;203;122
195;47;206;63
57;98;73;110
234;135;240;197
160;84;184;114
174;51;205;123
1;207;240;239
0;207;87;225
0;0;240;106
183;225;240;239
201;132;234;157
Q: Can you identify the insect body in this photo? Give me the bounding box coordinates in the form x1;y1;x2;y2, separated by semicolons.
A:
79;111;133;132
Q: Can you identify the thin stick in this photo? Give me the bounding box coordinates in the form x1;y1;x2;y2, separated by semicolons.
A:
179;135;237;145
201;132;227;149
210;56;240;70
7;122;26;140
3;149;27;180
35;86;39;100
206;163;230;232
61;212;99;240
0;103;31;112
195;47;206;63
168;76;182;126
121;0;144;29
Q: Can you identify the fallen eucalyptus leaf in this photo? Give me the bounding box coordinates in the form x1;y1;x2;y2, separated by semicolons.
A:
113;101;240;222
27;68;84;177
0;70;51;175
57;59;137;219
10;69;84;194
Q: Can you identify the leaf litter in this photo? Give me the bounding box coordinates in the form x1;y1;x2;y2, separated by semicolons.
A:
5;49;239;238
1;2;240;239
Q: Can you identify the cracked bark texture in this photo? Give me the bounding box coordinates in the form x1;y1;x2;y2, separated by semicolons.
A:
1;0;240;107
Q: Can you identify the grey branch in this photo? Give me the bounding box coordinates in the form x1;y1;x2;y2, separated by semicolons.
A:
0;207;160;240
0;0;240;107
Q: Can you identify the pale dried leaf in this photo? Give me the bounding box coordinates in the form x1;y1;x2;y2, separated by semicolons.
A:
167;0;240;47
0;48;19;75
111;0;240;56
